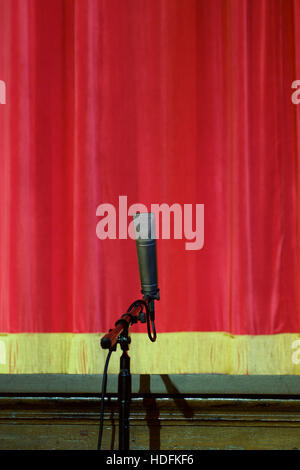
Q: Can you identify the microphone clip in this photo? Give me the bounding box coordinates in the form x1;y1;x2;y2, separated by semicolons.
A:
142;288;160;302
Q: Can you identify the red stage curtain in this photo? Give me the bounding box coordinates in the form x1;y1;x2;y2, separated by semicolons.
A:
0;0;300;336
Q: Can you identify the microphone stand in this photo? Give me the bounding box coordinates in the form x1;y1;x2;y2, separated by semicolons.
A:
100;297;157;451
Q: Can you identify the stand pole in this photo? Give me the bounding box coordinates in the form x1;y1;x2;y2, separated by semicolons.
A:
118;334;131;450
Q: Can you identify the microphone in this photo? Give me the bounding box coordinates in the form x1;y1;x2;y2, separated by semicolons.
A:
133;212;160;301
100;212;159;351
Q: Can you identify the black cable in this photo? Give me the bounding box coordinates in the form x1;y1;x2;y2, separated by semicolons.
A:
143;300;156;342
148;318;157;342
97;348;113;450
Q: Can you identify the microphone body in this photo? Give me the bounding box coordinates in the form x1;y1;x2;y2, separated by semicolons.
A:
133;213;159;300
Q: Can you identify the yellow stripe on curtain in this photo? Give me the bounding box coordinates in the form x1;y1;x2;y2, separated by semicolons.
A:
0;333;299;375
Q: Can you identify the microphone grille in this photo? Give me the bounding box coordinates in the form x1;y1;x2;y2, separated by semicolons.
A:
133;212;156;240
